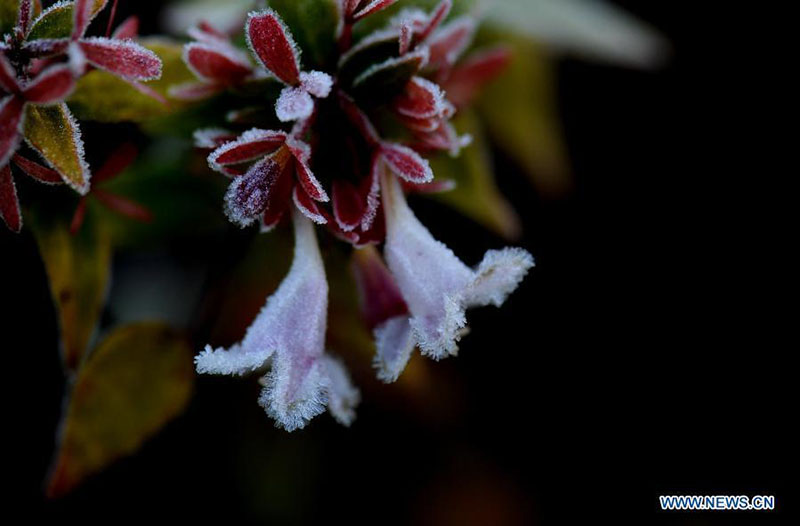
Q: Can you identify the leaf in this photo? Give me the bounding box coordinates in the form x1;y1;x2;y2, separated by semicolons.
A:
46;322;194;498
428;110;521;239
475;29;571;196
24;102;89;193
29;210;111;371
0;0;17;35
26;0;105;40
351;48;427;102
67;38;196;123
267;0;339;69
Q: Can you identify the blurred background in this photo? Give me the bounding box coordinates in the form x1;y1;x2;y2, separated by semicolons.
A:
3;1;791;524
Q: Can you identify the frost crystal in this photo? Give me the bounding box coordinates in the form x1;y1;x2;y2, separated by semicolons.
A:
197;209;359;430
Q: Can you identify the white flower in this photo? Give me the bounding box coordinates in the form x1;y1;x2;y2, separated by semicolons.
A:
196;207;359;430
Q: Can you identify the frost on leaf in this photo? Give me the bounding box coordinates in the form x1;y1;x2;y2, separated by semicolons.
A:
381;171;533;359
184;42;252;84
197;209;358;430
224;155;284;227
22;65;76;104
0;164;22;232
245;9;301;85
379;142;433;184
276;86;314;122
0;96;26;168
79;37;162;81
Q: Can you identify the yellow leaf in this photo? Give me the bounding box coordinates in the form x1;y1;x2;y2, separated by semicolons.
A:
46;322;194;498
24;103;89;194
30;213;111;371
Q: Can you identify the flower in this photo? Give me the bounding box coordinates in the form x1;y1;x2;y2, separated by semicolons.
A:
196;207;359;431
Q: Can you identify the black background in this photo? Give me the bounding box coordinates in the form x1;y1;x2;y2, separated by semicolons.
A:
3;1;791;524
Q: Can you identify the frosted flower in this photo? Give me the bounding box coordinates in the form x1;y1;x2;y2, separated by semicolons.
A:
197;208;359;430
380;170;534;359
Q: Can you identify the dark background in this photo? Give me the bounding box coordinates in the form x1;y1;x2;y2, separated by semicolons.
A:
3;1;791;524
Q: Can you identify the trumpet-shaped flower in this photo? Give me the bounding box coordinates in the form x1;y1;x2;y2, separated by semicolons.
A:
381;171;534;359
196;208;359;430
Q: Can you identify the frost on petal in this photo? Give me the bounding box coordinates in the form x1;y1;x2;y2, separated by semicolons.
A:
379;142;433;184
224;155;285;227
79;37;162;81
299;71;333;98
0;164;22;233
184;42;252;84
465;248;535;308
275;86;314;122
245;9;301;86
322;355;360;426
0;96;25;169
373;316;415;383
22;65;75;104
381;173;533;358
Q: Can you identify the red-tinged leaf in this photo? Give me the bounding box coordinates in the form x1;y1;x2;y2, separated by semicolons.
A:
0;53;19;92
193;128;236;149
261;167;293;232
94;142;136;183
360;152;382;230
24;103;90;194
22;38;70;58
417;0;452;43
93;189;153;223
351;245;408;330
394;76;447;119
0;95;25;168
428;17;475;70
46;322;193;498
17;0;35;36
444;47;512;107
333;179;366;232
399;20;412;55
245;9;301;85
194;20;228;41
398;113;440;133
22;64;75;103
338;91;380;146
208;129;286;170
0;164;22;232
401;177;456;194
69;197;87;234
80;37;162;81
72;0;94;39
288;138;328;202
224;154;287;226
352;0;399;22
111;15;138;39
167;81;223;101
379;142;433;183
292;185;327;224
184;42;251;84
11;153;63;184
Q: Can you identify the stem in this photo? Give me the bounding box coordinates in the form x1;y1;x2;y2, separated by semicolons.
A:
105;0;119;37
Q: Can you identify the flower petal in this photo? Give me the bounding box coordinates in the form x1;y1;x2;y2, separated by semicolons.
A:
79;37;162;81
299;71;333;98
0;164;22;233
22;64;75;104
373;316;415;383
322;355;360;426
275;86;314;122
465;248;535;308
184;41;252;84
245;9;301;85
1;96;25;168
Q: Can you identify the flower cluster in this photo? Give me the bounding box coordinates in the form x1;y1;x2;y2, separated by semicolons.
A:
187;0;534;431
0;0;161;232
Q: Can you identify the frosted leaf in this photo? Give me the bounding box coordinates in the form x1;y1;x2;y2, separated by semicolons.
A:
379;142;433;184
245;9;301;85
79;37;163;82
352;46;429;88
293;186;328;225
299;71;333;99
332;180;364;231
67;40;87;77
168;81;224;101
112;16;140;40
207;128;286;172
427;16;476;69
381;172;533;358
417;0;453;43
22;65;75;104
361;153;382;230
0;53;19;92
394;76;449;120
184;42;252;83
373;316;415;383
398;19;413;55
291;145;328;202
338;92;381;146
0;96;25;169
276;86;314;122
223;155;283;227
193;128;234;149
0;164;22;233
11;154;64;185
72;0;94;39
338;27;399;69
322;355;360;426
352;0;400;22
16;0;35;36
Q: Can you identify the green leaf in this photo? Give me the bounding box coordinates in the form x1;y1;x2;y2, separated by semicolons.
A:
29;210;111;372
0;0;17;36
24;103;89;193
267;0;339;69
26;0;106;40
46;322;194;498
351;50;426;102
475;29;570;196
428;110;521;239
68;38;196;123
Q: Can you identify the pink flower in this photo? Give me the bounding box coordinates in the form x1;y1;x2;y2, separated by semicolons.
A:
196;208;359;430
